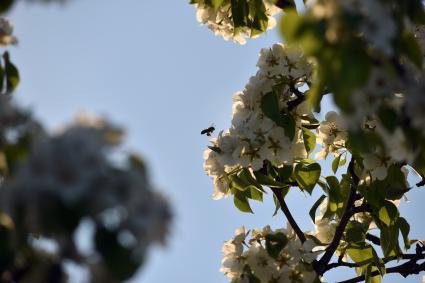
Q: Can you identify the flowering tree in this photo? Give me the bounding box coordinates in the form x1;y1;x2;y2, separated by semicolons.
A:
193;0;425;282
0;3;171;283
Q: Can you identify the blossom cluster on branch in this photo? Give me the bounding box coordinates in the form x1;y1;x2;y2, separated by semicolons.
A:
195;0;425;282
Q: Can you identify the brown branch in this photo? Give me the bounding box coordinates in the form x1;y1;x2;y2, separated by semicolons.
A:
271;187;306;243
366;233;381;246
337;244;425;283
323;253;425;273
416;174;425;187
314;159;359;275
287;87;305;111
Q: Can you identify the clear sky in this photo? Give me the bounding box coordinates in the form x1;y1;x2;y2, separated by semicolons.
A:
6;1;425;282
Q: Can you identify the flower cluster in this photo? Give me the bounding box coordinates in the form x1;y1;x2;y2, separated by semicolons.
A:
308;0;396;54
194;0;280;44
0;111;172;280
0;18;17;47
221;225;318;283
204;43;314;199
315;111;347;160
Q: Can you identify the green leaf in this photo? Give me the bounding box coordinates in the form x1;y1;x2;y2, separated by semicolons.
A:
273;194;280;216
399;32;423;68
332;153;343;174
277;165;293;181
231;0;249;29
281;113;296;140
280;9;301;42
309;195;326;223
326;176;345;215
261;91;281;123
397;217;411;249
253;171;289;188
378;107;397;133
95;226;140;280
377;201;398;227
261;88;296;140
383;166;409;200
332;46;371;112
380;225;400;257
208;146;222;153
347;244;375;266
248;187;264;202
234;191;253;213
274;0;296;11
212;0;225;9
345;221;366;244
272;188;289;216
265;232;288;259
294;163;321;194
0;0;14;14
3;52;20;94
302;128;316;156
249;0;269;36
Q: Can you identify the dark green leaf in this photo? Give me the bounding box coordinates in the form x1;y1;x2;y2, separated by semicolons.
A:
277;165;293;181
294;163;321;194
3;52;20;94
397;217;411;249
332;154;342;174
0;0;14;14
380;225;400;257
399;32;423;67
378;107;397;133
347;244;375;266
345;221;366;244
261;91;281;123
265;232;288;259
377;201;399;227
234;191;253;213
95;226;140;280
254;170;289;188
274;0;296;11
309;195;326;223
302;127;316;156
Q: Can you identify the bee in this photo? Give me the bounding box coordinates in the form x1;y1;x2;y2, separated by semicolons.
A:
201;124;215;136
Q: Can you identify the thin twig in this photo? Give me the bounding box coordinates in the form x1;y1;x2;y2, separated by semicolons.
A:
323;252;425;273
337;244;425;283
287;87;305;111
271;187;306;243
338;257;425;282
366;233;381;246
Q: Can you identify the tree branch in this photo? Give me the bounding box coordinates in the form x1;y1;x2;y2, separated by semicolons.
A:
287;87;305;111
366;233;381;246
337;244;425;283
323;252;425;273
271;187;306;243
315;159;359;275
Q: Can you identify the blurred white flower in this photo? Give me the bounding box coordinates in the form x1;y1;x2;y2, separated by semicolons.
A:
0;18;18;47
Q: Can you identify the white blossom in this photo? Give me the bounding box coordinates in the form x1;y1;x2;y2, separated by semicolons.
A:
204;44;313;199
220;225;318;283
362;151;391;180
0;18;17;47
0;114;171;261
313;217;337;244
194;1;279;44
315;111;347;160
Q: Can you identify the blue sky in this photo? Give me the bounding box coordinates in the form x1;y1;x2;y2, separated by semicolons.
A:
6;1;425;282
